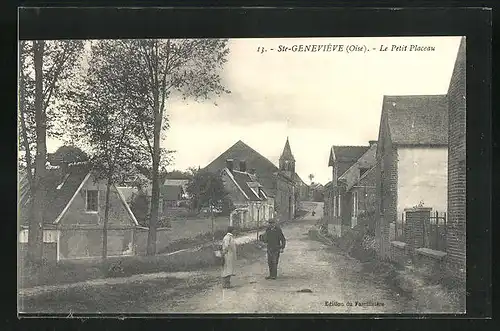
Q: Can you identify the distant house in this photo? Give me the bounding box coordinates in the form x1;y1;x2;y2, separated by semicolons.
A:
446;37;466;277
308;182;325;202
205;139;299;221
325;141;377;237
18;162;142;261
221;159;274;229
374;94;448;258
162;179;189;208
294;173;309;201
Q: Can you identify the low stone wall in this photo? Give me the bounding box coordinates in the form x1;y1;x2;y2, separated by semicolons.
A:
19;243;57;262
388;240;451;282
414;248;447;280
389;241;409;266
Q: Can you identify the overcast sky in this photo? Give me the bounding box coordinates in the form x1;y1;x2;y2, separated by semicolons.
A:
48;36;462;184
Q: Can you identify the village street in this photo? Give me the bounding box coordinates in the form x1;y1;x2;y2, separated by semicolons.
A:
155;202;416;314
20;202;417;314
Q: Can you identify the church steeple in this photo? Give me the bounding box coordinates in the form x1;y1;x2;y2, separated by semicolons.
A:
279;137;296;175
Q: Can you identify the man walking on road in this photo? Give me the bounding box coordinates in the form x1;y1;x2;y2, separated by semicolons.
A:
259;219;286;280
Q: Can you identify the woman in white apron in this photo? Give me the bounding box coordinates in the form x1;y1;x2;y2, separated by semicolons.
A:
221;226;237;288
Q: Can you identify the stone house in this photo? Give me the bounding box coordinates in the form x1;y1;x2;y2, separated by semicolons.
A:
374;94;448;259
446;36;466;278
325;141;378;237
204;139;298;221
18;162;142;261
220;160;274;229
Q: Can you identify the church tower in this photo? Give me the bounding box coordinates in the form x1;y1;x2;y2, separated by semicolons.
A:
279;137;296;179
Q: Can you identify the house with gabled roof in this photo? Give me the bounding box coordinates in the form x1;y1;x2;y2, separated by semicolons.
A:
205;139;299;221
374;94;448;258
324;141;378;237
18;161;144;261
162;179;190;208
220;159;274;229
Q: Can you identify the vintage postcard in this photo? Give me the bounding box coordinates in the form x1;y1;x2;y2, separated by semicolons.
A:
18;35;466;315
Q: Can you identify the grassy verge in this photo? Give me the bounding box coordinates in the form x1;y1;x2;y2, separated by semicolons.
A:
308;224;464;313
19;209;307;289
19;240;266;313
19;276;192;313
19;234;265;289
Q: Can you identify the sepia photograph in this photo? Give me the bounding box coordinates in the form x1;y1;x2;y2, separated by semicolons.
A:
17;34;466;315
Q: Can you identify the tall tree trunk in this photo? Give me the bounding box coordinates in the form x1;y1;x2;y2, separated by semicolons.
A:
147;86;162;256
27;40;45;264
19;41;34;192
102;174;112;260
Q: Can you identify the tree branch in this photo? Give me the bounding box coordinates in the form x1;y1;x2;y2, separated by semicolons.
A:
19;68;34;192
159;39;171;117
140;120;154;160
42;45;73;113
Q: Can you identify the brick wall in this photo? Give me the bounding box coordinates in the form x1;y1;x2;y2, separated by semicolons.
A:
446;37;466;274
390;241;409;266
404;207;432;252
375;115;398;259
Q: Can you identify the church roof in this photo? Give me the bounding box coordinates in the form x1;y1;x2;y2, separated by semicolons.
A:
279;137;295;161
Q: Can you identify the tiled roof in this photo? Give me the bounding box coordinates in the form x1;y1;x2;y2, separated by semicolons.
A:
280;137;295;161
293;173;307;186
383;95;448;145
205;140;279;195
18;163;91;226
329;146;369;176
226;169;268;201
116;186;138;203
339;143;377;191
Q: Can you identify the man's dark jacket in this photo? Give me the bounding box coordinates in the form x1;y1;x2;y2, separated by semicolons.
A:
260;225;286;251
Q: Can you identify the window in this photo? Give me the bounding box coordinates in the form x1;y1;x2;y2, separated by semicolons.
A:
86;190;99;212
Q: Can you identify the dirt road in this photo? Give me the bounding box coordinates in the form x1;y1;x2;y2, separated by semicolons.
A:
21;202;416;314
158;202;413;313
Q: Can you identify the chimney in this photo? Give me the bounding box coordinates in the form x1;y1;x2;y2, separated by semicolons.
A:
249;168;256;175
226;159;234;172
239;160;247;172
369;140;377;147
